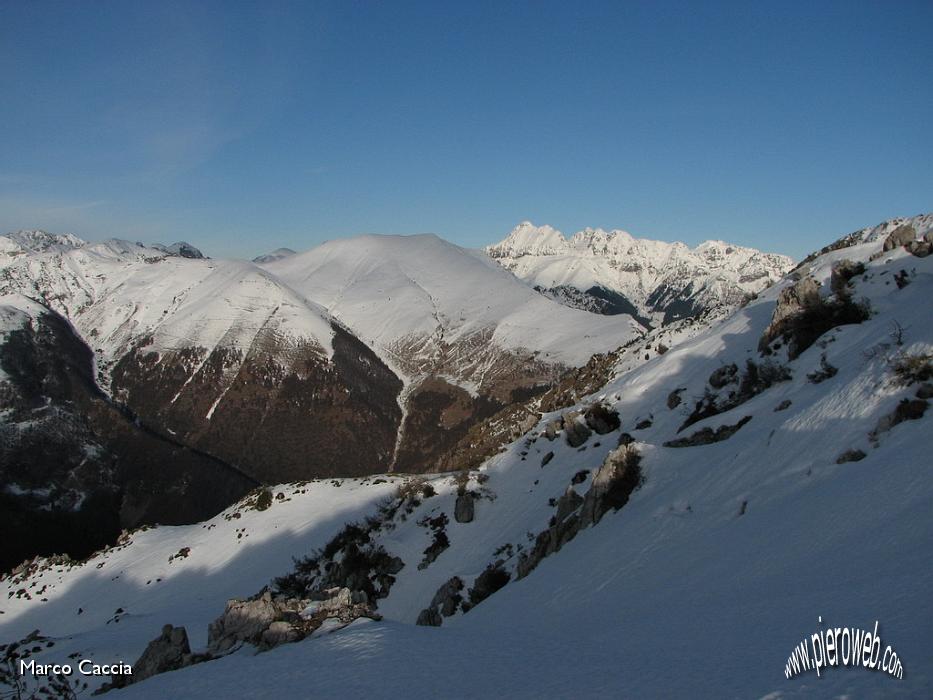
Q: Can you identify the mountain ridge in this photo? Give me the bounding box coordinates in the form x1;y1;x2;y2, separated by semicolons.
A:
486;221;794;324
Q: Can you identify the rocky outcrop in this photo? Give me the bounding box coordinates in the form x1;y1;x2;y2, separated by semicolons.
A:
416;576;465;626
579;445;644;528
111;625;195;689
583;403;621;434
759;277;869;360
208;587;379;654
562;410;593;447
882;224;916;252
207;591;278;653
664;416;752;448
517;445;643;580
454;491;475;523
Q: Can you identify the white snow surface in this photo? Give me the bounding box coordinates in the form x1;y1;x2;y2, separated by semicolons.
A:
2;216;931;697
262;233;643;382
487;220;795;320
0;234;337;378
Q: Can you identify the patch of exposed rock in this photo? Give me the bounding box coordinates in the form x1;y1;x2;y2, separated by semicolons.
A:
208;587;379;655
109;624;201;690
664;416;752;448
515;444;643;580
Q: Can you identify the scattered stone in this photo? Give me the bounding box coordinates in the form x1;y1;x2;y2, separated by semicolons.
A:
570;470;589;485
617;432;635;446
540;451;554;467
634;417;653;430
454;491;475;523
774;400;792;412
917;383;933;400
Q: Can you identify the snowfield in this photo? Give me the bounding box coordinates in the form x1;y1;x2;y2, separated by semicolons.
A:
1;216;932;698
262;232;644;386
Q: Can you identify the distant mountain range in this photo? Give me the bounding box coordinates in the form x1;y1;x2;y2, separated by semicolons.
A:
486;221;794;325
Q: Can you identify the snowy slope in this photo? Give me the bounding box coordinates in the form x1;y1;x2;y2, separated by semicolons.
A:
487;221;794;324
262;233;643;387
2;215;931;697
0;235;407;485
0;236;336;377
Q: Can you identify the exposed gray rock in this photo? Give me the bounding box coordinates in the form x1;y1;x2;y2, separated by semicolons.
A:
519;445;643;579
562;410;592;447
555;485;584;524
906;240;932;258
883;224;916;252
836;449;866;464
113;624;192;688
579;445;643;529
709;363;739;389
416;576;466;626
260;621;299;647
667;388;686;409
543;418;563;441
540;451;554;467
663;416;752;448
207;591;278;653
454;491;475;523
917;383;933;400
583;403;621;434
415;607;442;626
764;277;822;334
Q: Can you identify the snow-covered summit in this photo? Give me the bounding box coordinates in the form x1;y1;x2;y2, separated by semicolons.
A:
263;232;643;382
0;229;85;256
486;221;794;324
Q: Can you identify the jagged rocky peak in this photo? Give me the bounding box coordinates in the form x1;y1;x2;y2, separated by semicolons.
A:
485;221;567;258
0;229;86;254
253;247;297;264
485;221;795;325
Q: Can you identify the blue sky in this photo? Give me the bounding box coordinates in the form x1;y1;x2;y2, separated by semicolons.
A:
1;1;931;260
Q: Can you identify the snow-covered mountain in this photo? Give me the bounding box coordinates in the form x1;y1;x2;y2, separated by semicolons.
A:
0;229;642;567
2;214;930;698
261;233;643;471
486;221;794;325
